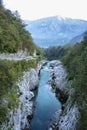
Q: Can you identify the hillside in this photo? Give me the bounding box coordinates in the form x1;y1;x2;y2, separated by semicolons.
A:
0;1;37;55
44;36;87;130
0;2;42;129
25;16;87;47
62;37;87;130
70;31;87;44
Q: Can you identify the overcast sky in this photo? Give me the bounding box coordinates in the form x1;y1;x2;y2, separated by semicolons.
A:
3;0;87;21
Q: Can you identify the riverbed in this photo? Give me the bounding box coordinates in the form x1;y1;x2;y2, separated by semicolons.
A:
30;63;61;130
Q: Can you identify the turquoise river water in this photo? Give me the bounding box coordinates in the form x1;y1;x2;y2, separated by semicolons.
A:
30;63;61;130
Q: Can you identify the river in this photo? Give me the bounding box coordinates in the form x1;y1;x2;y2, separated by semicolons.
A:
30;63;61;130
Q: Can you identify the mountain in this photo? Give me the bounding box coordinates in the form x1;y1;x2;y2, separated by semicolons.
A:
69;31;87;44
25;16;87;47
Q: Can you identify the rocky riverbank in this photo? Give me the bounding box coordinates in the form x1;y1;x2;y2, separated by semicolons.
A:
1;60;47;130
48;60;80;130
1;60;80;130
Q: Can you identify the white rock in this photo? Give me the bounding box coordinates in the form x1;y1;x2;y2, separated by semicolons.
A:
48;128;53;130
49;60;79;130
1;68;39;130
58;105;79;130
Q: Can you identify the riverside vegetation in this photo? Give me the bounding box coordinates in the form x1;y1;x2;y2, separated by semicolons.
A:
0;0;87;129
0;0;42;128
62;38;87;130
44;37;87;130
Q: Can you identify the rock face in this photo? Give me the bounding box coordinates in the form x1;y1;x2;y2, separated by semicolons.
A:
1;60;48;130
14;69;39;130
58;104;79;130
37;60;48;74
28;69;39;90
1;67;40;130
0;51;34;60
49;60;79;130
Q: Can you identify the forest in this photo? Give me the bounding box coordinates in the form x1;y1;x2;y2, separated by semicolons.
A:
0;0;42;125
0;0;40;54
44;38;87;130
62;38;87;130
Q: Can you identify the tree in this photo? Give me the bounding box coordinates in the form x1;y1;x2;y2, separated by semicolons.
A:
62;38;87;130
0;0;2;5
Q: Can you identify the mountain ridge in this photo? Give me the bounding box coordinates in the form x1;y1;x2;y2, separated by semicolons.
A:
25;15;87;22
25;16;87;47
70;31;87;44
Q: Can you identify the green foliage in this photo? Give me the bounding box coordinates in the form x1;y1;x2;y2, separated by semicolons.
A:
79;104;87;130
0;3;37;54
5;87;19;109
36;46;43;56
0;57;40;125
62;38;87;129
44;46;66;60
0;1;43;128
44;44;72;60
0;106;7;123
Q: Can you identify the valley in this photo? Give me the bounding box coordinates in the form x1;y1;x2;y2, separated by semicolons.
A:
0;1;87;130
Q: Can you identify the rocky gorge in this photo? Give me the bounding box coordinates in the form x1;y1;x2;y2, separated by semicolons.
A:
48;60;80;130
1;68;38;130
1;59;80;130
0;51;46;130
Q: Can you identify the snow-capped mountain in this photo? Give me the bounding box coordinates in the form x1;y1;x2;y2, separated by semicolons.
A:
25;16;87;47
